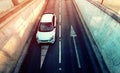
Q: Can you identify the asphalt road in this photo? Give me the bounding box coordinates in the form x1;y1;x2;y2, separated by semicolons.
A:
18;0;102;73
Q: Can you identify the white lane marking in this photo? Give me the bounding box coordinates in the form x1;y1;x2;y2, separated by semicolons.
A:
59;7;61;13
59;23;62;64
59;3;61;7
59;0;62;70
59;14;62;64
59;40;62;64
73;37;81;68
59;0;62;13
59;67;62;70
70;26;77;37
59;0;61;7
70;26;81;68
59;14;62;23
59;25;61;37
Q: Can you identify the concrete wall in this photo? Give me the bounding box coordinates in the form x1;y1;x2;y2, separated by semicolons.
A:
74;0;120;73
0;0;25;15
92;0;120;14
18;0;26;3
0;0;14;14
0;0;46;73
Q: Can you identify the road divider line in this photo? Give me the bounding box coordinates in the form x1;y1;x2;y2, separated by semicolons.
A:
59;7;61;13
59;3;61;7
59;40;62;64
58;0;62;69
59;0;61;7
59;67;62;71
59;14;62;23
59;1;62;14
59;25;61;38
59;24;62;63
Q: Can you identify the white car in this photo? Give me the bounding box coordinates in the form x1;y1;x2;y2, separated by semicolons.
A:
36;13;57;44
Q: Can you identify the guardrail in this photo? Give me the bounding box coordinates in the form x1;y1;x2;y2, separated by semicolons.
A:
0;0;47;73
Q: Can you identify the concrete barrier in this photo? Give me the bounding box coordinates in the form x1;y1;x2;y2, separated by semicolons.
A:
0;0;47;73
74;0;120;73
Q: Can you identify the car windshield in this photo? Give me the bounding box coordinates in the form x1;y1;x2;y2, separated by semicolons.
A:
39;22;53;32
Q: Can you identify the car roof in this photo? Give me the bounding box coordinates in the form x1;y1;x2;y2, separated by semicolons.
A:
40;13;54;23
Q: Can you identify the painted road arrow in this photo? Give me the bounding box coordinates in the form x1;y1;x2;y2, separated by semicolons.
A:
70;25;81;68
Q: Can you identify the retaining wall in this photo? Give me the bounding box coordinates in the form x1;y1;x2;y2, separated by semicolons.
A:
0;0;46;73
74;0;120;73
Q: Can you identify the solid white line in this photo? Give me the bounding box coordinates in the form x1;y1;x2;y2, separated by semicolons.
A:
59;14;62;63
59;14;62;23
59;40;62;64
59;67;62;70
59;1;61;7
73;37;81;68
59;4;61;7
59;25;61;38
59;0;62;13
59;7;61;13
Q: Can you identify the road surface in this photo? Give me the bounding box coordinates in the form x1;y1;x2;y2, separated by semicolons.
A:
18;0;102;73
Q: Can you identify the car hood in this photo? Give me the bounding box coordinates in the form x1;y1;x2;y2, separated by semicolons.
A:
36;29;55;40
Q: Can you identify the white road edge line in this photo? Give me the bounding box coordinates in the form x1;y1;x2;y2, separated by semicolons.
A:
73;37;81;68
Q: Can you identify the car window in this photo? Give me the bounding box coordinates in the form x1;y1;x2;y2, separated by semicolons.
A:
39;22;54;32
